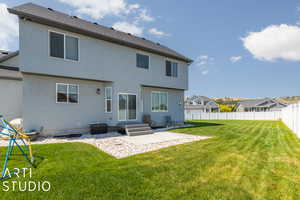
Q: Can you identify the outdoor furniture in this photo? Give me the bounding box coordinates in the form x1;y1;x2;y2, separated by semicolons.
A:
143;114;152;125
25;126;43;141
26;131;40;141
165;116;172;127
89;123;108;134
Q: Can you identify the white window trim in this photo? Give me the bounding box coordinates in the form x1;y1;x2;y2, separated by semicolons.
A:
136;51;151;70
118;93;138;121
56;83;79;104
105;87;113;113
48;30;80;62
151;91;168;112
165;58;179;78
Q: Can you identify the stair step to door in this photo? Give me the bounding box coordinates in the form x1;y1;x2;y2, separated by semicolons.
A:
125;123;153;136
125;123;149;128
127;127;152;132
127;130;154;136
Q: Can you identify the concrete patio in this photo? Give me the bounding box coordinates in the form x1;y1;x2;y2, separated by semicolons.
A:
0;131;211;158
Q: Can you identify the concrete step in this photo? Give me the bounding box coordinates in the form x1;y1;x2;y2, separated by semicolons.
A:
125;123;153;136
125;123;149;128
127;127;152;132
127;130;154;136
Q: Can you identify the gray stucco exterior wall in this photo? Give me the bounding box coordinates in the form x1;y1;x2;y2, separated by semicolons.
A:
142;87;185;125
0;78;22;121
18;18;189;135
19;20;188;90
23;74;106;135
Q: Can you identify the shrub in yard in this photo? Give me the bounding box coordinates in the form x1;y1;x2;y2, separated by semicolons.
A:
219;104;234;112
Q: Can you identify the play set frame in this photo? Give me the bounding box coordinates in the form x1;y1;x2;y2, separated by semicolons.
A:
0;116;34;180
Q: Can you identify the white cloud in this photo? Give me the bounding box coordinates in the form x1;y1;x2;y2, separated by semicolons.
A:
201;70;209;75
57;0;137;19
230;56;242;63
0;3;18;50
242;24;300;61
137;9;154;22
194;55;214;75
148;28;169;37
128;4;140;11
112;21;143;36
199;55;208;60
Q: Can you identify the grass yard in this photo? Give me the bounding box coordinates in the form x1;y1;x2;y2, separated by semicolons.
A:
0;120;300;199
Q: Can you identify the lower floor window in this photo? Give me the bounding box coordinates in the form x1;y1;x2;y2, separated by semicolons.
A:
105;87;112;113
151;91;168;112
56;83;79;104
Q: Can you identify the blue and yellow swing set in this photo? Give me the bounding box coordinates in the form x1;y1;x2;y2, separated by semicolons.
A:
0;115;34;180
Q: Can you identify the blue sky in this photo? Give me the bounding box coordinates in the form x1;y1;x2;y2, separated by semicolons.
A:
1;0;300;98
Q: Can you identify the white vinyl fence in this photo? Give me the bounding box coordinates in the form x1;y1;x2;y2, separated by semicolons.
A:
185;111;282;121
281;102;300;137
185;102;300;137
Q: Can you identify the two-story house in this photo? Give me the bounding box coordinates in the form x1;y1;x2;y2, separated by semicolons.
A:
235;98;286;112
185;96;219;114
7;3;192;136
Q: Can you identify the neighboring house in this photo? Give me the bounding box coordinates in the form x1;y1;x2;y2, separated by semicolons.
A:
185;96;220;115
235;98;286;112
0;51;23;121
7;3;192;136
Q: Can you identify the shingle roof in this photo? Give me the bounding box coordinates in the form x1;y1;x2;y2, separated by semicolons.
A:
187;96;214;105
0;68;22;81
8;3;193;63
185;96;219;109
238;98;285;108
0;50;19;63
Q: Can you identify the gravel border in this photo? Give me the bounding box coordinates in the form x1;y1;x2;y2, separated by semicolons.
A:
0;131;210;159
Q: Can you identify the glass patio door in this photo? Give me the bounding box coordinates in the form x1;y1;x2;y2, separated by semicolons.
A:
118;94;137;121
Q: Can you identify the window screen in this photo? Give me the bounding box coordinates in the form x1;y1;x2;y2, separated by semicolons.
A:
66;36;79;61
166;61;172;76
57;84;68;103
166;60;178;77
136;54;149;69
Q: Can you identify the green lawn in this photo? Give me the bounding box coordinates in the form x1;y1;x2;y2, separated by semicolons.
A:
0;120;300;200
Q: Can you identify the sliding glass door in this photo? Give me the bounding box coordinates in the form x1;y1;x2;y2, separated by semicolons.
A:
118;94;137;121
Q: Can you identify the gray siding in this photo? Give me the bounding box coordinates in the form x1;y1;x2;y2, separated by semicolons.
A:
19;19;189;134
23;74;106;135
19;20;188;90
142;87;185;124
0;78;22;121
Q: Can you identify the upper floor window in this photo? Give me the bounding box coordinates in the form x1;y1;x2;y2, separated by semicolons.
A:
166;60;178;77
56;83;79;104
50;31;79;61
136;53;149;69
